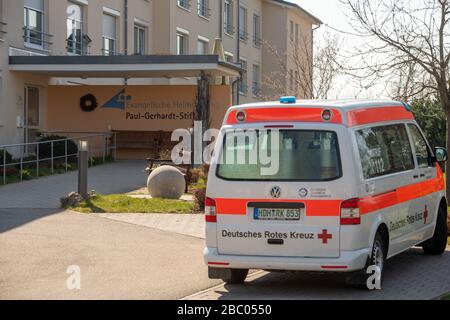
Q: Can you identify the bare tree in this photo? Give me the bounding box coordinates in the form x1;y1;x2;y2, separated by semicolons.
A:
340;0;450;197
262;31;344;100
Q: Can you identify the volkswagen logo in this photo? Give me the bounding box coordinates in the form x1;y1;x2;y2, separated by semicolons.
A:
270;186;282;199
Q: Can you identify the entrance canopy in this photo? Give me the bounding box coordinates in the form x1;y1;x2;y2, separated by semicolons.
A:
9;55;241;79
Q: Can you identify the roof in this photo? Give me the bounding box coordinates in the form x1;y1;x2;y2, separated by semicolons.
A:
266;0;323;25
231;99;407;112
8;55;242;78
225;99;414;127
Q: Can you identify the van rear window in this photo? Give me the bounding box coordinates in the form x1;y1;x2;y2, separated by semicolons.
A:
216;130;342;181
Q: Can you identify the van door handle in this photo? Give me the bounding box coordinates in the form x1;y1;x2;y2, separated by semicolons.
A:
413;175;419;179
420;174;426;178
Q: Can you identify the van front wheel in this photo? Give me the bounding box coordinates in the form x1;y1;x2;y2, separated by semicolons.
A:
223;269;249;285
422;206;448;256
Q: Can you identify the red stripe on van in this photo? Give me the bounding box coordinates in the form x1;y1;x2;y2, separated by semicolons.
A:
347;106;414;127
215;199;343;217
226;108;343;125
359;166;444;214
215;167;444;217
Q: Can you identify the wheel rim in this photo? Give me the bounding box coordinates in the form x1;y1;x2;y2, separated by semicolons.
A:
373;240;384;272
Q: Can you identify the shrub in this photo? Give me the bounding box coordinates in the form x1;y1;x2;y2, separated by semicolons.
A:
0;167;19;176
22;169;32;181
0;149;13;165
193;187;207;212
36;135;78;160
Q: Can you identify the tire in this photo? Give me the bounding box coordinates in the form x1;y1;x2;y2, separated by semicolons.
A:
346;233;386;289
422;206;448;255
223;269;249;285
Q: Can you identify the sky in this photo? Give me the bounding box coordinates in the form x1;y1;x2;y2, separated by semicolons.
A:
287;0;389;99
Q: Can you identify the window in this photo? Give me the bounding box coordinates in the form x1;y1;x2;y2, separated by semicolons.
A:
225;52;234;63
239;59;248;95
356;124;415;179
198;0;210;18
252;64;260;97
295;23;299;45
102;14;117;56
253;14;261;47
224;0;234;35
408;124;432;168
24;86;40;127
239;6;248;41
66;3;84;55
177;0;191;10
177;32;188;55
217;130;342;181
24;0;44;48
134;24;146;55
197;38;208;54
295;70;299;94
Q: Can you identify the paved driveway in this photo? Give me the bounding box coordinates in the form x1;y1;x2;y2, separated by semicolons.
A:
0;209;220;300
0;161;147;209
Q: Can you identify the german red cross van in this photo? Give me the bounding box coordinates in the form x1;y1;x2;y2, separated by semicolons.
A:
204;97;449;288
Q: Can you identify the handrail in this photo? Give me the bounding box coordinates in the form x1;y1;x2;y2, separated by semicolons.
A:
0;133;117;185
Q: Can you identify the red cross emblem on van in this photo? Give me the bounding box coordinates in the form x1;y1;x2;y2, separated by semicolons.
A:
318;230;333;244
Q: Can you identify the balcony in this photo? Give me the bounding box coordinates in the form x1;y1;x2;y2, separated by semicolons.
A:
23;26;53;51
66;34;91;56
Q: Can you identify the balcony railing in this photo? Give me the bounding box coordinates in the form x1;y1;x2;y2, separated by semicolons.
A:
0;133;117;186
253;35;262;47
66;34;91;55
177;0;192;10
239;30;249;41
224;23;235;36
252;82;262;97
198;2;211;18
23;26;53;51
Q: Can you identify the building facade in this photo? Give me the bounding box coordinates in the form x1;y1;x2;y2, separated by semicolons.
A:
0;0;321;148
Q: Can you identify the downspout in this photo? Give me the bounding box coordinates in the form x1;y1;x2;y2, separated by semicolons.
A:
219;0;223;39
236;0;241;105
124;0;129;86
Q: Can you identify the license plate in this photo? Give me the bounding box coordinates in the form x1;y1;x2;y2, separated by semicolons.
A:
254;208;301;221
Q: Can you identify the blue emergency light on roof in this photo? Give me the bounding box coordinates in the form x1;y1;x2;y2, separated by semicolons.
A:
280;96;297;104
401;102;413;112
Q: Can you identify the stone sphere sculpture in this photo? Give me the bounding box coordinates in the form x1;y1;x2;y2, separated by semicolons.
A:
147;166;186;200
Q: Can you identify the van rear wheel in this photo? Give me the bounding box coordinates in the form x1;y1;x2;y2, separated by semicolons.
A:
223;269;249;285
422;206;448;255
346;233;386;289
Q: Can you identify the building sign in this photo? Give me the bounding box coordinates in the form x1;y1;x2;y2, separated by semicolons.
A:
47;85;231;132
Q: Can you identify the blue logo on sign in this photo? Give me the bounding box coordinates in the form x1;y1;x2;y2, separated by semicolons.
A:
101;89;132;110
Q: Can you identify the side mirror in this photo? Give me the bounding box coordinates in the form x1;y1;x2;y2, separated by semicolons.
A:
434;147;448;162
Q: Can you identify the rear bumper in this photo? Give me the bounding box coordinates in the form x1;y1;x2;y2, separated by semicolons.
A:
204;247;371;272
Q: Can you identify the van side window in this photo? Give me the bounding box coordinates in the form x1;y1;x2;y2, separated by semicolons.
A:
356;124;414;179
408;124;431;168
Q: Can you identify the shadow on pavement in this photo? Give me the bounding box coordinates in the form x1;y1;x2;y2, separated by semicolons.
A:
0;208;64;233
215;248;450;300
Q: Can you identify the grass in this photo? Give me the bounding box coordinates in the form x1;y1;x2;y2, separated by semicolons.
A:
67;194;195;214
440;293;450;300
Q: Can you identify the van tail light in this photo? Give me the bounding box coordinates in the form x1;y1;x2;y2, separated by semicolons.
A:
340;198;361;225
205;197;217;223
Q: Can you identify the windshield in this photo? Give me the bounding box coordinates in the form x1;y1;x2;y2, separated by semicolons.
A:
216;130;342;181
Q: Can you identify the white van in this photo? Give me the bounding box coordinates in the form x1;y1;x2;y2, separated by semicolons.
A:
204;98;448;287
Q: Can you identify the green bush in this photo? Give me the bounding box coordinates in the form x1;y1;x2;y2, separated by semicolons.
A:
411;99;447;149
22;169;32;181
0;149;13;165
36;135;78;160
